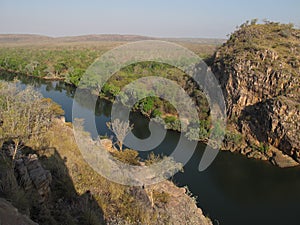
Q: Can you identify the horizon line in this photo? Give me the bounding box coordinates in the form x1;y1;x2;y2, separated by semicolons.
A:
0;32;227;40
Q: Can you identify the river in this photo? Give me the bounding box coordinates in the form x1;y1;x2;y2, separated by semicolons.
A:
1;73;300;225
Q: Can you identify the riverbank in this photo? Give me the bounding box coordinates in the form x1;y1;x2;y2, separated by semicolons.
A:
44;118;213;224
2;66;299;171
0;79;212;224
2;73;300;224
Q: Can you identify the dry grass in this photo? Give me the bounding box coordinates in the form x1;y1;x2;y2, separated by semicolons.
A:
39;119;157;224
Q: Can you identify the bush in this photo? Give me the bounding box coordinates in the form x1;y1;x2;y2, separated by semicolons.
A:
153;190;170;204
144;152;162;166
151;109;162;118
257;143;270;153
164;116;177;124
225;131;243;144
112;149;140;165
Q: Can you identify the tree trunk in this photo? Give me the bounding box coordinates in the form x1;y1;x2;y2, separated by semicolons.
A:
119;141;123;151
150;189;154;208
12;141;19;161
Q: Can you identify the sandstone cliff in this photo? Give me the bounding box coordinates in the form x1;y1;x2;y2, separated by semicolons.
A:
212;21;300;167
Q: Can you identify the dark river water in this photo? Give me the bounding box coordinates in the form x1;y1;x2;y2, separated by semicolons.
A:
1;73;300;225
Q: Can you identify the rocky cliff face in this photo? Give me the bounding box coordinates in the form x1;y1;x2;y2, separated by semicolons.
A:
15;154;52;203
212;22;300;167
0;198;38;225
151;180;212;225
97;136;212;225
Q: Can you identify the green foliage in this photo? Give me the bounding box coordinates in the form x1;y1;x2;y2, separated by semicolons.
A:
151;109;162;117
225;130;243;144
258;142;270;153
164;116;177;124
102;83;120;97
67;68;85;86
0;43;213;133
185;119;210;141
186;126;209;141
144;152;163;166
140;97;155;114
112;149;140;165
250;142;270;154
163;116;181;131
210;120;225;139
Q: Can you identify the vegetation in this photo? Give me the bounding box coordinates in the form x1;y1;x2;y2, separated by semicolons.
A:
0;39;217;140
106;119;133;151
213;20;300;162
0;39;217;85
0;82;199;224
224;130;243;145
111;149;140;165
144;152;164;166
214;20;300;104
251;142;270;154
0;82;64;160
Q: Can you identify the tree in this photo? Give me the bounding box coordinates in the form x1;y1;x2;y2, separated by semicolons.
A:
106;119;133;151
251;18;258;25
0;82;62;161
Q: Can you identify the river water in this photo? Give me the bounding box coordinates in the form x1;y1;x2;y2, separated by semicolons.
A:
1;73;300;225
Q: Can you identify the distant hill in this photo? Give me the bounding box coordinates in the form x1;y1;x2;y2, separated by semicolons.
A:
163;37;225;45
0;34;224;44
0;34;53;43
55;34;154;42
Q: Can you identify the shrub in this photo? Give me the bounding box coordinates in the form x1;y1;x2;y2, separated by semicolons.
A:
164;116;177;124
153;190;170;204
144;152;162;166
257;143;270;153
225;131;243;144
112;149;140;165
151;109;162;118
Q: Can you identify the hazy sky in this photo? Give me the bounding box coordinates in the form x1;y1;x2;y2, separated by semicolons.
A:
0;0;299;38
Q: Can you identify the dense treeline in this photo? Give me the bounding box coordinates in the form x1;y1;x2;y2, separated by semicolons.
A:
0;42;218;141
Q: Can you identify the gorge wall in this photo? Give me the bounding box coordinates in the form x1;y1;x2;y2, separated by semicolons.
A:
212;21;300;167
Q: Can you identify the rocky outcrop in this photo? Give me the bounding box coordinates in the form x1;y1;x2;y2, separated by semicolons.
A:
15;154;52;203
98;137;212;224
0;198;38;225
212;22;300;167
151;181;212;225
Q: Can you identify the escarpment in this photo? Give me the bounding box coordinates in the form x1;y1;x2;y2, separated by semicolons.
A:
212;22;300;167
